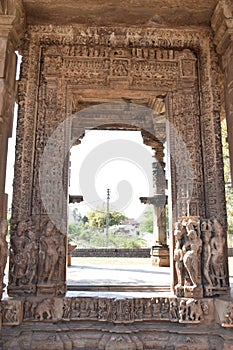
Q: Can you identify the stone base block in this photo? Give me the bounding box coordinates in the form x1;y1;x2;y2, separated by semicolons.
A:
0;295;232;350
151;245;170;267
7;284;36;297
37;282;66;297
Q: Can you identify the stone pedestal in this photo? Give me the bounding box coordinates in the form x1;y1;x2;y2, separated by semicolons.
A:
151;244;170;267
67;244;77;266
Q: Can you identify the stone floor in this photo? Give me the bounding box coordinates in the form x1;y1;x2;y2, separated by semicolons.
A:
66;257;171;297
3;257;233;298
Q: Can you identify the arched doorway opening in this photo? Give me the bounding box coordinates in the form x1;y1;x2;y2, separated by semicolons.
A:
67;126;171;290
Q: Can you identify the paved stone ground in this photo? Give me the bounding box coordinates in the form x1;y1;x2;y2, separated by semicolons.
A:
3;257;233;298
67;257;170;286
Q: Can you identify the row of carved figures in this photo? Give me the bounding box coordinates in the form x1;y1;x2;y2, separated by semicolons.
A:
1;296;208;325
6;218;66;291
174;217;229;297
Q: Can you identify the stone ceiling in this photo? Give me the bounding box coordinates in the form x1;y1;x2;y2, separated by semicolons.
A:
22;0;218;26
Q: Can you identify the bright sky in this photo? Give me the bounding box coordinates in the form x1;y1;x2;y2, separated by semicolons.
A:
69;130;154;221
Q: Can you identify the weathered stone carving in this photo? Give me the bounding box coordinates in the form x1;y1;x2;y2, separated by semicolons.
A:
9;296;208;325
222;303;233;328
174;217;203;298
8;218;38;296
202;219;229;296
1;300;23;325
174;218;230;298
0;219;8;299
178;298;207;324
7;22;229;301
37;220;66;296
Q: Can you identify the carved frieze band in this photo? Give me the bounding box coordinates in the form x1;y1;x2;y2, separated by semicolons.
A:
1;296;210;326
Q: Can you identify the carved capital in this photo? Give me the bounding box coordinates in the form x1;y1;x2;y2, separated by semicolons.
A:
0;2;25;45
211;0;233;57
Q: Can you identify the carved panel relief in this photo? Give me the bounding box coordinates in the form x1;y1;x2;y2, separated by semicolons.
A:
0;296;210;325
174;217;229;298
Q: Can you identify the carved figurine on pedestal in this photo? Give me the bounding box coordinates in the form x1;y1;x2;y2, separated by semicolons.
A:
8;218;38;295
174;222;184;288
10;220;29;287
0;219;8;298
201;220;213;294
210;220;227;288
25;229;38;285
39;221;59;283
174;217;202;297
183;218;202;289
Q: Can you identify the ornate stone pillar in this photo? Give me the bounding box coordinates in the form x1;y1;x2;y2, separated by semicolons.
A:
0;0;25;332
0;20;15;219
150;148;170;267
212;0;233;184
0;1;24;220
140;141;169;267
152;160;167;244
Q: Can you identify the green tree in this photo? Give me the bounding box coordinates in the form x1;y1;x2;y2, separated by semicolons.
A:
140;207;153;233
87;210;126;229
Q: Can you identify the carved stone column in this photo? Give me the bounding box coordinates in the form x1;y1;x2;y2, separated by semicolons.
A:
152;161;167;243
0;1;25;220
212;0;233;184
150;160;169;267
0;17;17;219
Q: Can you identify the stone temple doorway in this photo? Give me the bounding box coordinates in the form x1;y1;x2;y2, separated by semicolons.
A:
1;4;233;347
6;28;230;301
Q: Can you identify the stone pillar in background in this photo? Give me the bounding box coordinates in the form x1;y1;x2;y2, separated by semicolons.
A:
212;0;233;185
152;160;167;245
0;1;25;220
150;146;169;267
140;142;169;267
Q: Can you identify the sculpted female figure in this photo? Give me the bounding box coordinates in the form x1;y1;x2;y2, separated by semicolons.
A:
39;221;59;283
201;220;213;287
210;219;227;287
174;222;184;287
10;220;29;286
182;219;202;288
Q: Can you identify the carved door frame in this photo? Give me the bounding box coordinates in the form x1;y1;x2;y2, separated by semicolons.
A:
7;25;228;297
